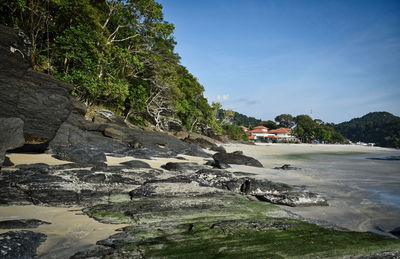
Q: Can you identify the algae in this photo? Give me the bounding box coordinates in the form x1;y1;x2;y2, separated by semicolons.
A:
84;192;400;258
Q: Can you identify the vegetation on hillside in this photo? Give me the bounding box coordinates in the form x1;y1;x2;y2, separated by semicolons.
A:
0;0;218;133
217;109;262;128
335;112;400;148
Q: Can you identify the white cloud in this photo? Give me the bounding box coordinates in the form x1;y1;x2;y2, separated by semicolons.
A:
217;94;229;102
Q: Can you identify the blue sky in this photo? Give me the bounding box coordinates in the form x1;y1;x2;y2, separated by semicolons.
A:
158;0;400;123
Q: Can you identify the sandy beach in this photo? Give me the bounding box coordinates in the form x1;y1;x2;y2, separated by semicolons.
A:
0;206;128;258
2;143;400;257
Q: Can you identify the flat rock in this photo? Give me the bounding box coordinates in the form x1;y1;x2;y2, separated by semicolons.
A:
120;160;151;168
212;152;263;167
0;230;46;258
274;164;301;170
0;219;51;229
162;162;208;172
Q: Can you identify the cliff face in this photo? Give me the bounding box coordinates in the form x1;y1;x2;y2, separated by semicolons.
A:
0;24;75;142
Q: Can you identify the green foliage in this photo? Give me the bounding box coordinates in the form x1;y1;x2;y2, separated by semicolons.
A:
275;114;295;128
260;120;278;129
217;109;262;128
0;0;220;132
222;124;249;141
292;115;346;144
335;112;400;148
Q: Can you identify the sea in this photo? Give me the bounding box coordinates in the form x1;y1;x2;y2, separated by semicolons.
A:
285;151;400;231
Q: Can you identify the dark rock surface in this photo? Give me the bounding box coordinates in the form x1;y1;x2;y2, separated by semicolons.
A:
0;219;51;229
0;230;46;259
162;162;209;172
0;117;25;166
9;142;50;153
390;226;400;237
210;145;226;153
0;25;74;142
0;117;25;150
49;112;210;163
2;156;14;167
70;246;117;259
120;160;151;168
212;151;263;167
274;164;301;170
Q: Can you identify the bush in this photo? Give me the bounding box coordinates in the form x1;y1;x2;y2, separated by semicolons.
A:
223;125;249;141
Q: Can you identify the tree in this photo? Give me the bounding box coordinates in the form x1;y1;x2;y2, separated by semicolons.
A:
292;115;316;143
260;120;278;129
275;114;295;128
0;0;222;133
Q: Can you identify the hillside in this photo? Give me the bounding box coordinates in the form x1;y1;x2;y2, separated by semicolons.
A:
335;112;400;148
217;109;262;127
0;0;218;134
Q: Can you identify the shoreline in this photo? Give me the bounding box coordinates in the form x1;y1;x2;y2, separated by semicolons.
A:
222;143;400;232
1;143;399;256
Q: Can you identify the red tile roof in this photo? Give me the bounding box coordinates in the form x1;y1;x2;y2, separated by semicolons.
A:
254;126;268;130
268;128;291;134
249;130;270;133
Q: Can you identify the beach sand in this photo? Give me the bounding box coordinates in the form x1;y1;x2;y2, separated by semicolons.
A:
0;206;128;259
2;143;399;257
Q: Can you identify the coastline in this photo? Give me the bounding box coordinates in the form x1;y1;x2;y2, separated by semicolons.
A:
1;143;400;257
221;143;400;232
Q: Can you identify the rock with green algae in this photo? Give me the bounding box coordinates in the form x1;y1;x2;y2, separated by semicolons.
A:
77;191;400;259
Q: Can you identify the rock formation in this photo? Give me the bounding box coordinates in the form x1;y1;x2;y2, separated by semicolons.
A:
0;24;209;165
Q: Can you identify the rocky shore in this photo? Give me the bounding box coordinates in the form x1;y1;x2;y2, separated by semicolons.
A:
1;24;400;258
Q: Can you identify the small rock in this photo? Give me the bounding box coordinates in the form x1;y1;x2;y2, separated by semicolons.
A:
120;160;151;168
273;164;300;170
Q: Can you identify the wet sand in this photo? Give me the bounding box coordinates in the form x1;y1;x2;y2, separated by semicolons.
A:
222;143;400;232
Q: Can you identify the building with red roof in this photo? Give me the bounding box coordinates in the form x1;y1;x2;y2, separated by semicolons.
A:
242;126;295;142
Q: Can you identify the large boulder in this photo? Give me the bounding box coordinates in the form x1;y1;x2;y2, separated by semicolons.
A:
48;114;128;164
212;151;263;167
0;25;74;142
0;117;25;166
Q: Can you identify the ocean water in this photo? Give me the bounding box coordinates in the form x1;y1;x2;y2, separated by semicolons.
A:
290;151;400;230
306;152;400;207
227;144;400;231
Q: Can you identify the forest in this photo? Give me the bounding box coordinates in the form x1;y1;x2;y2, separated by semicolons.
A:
335;112;400;148
0;0;223;134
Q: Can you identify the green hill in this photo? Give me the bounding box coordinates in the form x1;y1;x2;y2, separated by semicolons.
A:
335;112;400;148
217;109;262;128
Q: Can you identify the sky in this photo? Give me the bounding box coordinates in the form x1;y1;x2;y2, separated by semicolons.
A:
157;0;400;123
